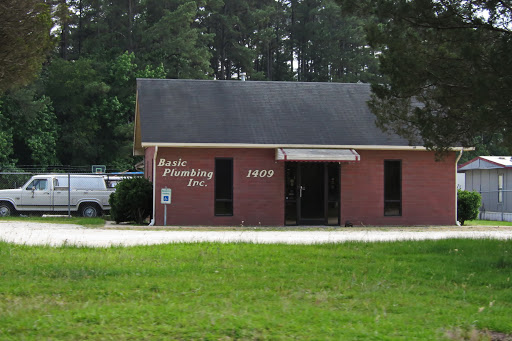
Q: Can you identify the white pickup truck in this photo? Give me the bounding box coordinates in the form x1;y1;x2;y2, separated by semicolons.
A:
0;174;115;217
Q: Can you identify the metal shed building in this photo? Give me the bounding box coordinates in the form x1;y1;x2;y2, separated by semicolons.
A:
458;156;512;221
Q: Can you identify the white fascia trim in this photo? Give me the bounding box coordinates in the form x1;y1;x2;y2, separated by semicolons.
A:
140;142;469;151
151;146;158;226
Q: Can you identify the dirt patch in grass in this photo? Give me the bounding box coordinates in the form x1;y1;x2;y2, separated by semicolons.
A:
446;328;512;341
489;331;512;341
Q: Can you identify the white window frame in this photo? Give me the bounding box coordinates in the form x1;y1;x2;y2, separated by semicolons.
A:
498;174;504;203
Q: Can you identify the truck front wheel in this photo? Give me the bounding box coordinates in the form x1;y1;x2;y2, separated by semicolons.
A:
80;203;102;218
0;202;16;217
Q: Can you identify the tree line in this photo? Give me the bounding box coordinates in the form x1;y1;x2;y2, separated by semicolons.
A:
0;0;511;170
0;0;379;171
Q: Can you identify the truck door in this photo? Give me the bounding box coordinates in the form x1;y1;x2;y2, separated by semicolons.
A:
21;178;53;211
52;177;70;211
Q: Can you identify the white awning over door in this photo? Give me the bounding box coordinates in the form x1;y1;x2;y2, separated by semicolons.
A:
276;148;360;162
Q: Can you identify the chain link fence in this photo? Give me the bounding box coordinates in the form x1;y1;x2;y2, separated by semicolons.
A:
0;170;143;217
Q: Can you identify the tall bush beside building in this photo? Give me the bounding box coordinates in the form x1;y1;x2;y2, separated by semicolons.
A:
457;189;482;225
109;177;153;224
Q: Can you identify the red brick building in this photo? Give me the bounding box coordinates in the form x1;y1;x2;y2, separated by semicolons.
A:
134;79;460;226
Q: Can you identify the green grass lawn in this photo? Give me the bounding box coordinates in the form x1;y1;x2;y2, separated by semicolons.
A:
0;239;511;340
0;216;106;228
465;219;512;227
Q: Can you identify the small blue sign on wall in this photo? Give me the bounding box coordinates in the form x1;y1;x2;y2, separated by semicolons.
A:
161;188;172;204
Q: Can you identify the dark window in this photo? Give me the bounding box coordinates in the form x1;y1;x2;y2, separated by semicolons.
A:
384;160;402;216
215;158;233;216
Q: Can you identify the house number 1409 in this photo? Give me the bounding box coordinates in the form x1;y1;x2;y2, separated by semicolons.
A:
246;169;274;178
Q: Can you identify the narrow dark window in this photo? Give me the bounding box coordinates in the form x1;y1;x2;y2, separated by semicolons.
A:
384;160;402;216
215;158;233;216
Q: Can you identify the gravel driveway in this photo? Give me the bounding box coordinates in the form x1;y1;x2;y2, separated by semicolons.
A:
1;221;512;247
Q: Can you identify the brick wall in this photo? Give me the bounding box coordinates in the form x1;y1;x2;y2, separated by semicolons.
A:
149;147;457;226
341;150;457;226
152;148;284;226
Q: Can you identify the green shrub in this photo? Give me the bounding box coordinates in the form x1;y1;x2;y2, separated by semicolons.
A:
457;189;482;225
109;177;153;224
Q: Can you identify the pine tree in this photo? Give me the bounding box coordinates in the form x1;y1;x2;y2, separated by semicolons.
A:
0;0;53;93
363;0;512;154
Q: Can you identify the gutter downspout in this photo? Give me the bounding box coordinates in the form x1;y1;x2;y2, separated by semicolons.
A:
148;146;158;226
455;148;464;225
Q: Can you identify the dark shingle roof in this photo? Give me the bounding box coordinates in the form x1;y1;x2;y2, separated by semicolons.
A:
136;79;411;147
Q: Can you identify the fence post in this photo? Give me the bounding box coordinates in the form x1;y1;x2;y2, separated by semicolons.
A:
502;189;505;222
68;173;71;217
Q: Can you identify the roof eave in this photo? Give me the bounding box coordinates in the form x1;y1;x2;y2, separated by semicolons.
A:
457;155;512;171
140;142;468;152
